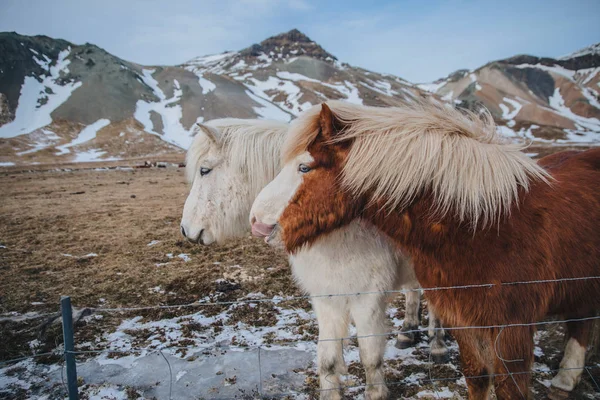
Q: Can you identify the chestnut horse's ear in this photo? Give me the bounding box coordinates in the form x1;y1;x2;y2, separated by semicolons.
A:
319;103;345;141
194;123;220;144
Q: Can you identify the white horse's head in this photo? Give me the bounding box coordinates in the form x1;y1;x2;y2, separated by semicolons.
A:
180;119;287;245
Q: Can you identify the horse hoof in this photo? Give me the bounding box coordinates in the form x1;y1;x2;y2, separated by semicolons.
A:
547;386;570;400
395;337;414;349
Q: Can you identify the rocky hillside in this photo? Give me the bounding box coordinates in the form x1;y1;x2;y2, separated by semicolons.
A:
0;30;422;165
418;43;600;143
0;30;598;166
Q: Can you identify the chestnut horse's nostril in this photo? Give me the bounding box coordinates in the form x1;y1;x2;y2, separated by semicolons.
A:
180;225;186;237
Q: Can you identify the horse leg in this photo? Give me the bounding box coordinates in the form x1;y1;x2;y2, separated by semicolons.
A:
492;326;534;400
550;320;590;394
396;289;421;349
350;294;389;400
312;297;349;400
427;306;449;364
454;330;494;399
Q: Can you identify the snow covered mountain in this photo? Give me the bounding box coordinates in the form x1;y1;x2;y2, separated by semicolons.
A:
0;30;422;165
0;30;598;166
418;43;600;144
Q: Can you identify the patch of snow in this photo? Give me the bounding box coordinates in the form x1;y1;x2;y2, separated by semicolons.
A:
197;74;216;95
514;63;577;81
417;80;447;93
245;75;311;116
56;119;111;155
245;89;293;121
17;129;61;155
0;48;82;138
579;67;600;85
177;253;191;262
417;387;455;398
134;70;200;149
560;43;600;60
87;386;128;400
581;87;600;109
500;97;523;120
275;71;320;83
548;87;600;141
0;162;15;167
147;240;161;247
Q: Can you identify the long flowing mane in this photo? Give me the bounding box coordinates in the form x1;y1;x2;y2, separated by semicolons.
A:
283;100;552;227
187;118;288;197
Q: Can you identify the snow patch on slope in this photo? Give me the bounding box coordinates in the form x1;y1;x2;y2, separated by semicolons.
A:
0;49;82;138
548;88;600;142
56;119;111;155
134;70;200;149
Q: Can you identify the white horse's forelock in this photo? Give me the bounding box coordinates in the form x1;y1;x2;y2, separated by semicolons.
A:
284;100;553;227
187;118;288;198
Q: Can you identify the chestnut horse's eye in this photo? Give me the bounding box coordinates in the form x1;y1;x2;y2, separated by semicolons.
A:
298;164;311;173
200;167;212;176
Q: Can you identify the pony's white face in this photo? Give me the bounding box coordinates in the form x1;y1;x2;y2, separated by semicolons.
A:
249;151;314;244
181;125;251;245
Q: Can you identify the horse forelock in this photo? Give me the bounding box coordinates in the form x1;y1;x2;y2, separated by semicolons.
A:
285;100;552;228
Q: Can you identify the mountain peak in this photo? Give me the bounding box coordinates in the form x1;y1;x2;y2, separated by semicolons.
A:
240;29;337;61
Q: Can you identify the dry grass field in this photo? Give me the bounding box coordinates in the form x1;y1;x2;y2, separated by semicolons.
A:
0;155;599;399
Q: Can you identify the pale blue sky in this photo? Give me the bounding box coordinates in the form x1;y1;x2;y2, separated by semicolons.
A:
1;0;599;82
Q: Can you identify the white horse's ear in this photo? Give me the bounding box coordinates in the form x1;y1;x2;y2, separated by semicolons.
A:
194;123;220;144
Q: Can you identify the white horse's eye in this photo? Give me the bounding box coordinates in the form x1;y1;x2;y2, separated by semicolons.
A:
298;164;311;173
200;167;212;176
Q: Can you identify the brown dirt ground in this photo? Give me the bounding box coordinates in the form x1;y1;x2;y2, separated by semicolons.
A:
1;157;599;399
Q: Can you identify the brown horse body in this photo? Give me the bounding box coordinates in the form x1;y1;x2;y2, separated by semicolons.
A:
269;103;600;399
365;149;600;398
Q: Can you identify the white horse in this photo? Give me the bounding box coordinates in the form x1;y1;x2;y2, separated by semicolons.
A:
180;119;448;400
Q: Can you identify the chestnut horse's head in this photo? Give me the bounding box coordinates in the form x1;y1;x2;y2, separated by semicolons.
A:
250;100;551;252
250;103;363;252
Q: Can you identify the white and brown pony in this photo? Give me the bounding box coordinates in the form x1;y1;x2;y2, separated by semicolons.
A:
249;101;600;399
180;119;447;400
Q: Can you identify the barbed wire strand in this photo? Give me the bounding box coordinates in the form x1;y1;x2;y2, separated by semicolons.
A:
318;315;600;343
0;351;58;367
77;275;600;313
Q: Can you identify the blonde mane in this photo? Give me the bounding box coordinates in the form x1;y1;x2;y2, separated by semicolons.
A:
187;118;288;197
283;100;552;227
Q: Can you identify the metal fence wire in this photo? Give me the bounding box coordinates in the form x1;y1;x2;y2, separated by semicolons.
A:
1;275;600;399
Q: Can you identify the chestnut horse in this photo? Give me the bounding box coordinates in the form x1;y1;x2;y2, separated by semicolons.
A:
249;101;600;399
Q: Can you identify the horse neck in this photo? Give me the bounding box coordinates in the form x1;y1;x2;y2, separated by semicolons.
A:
362;194;514;288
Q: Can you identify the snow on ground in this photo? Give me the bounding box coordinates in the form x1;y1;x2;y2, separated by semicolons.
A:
56;119;111;155
16;129;61;156
548;88;600;142
2;287;596;399
514;63;577;81
245;89;293;121
0;162;16;167
500;97;523;123
416;80;447;93
134;70;201;149
560;43;600;60
0;48;82;139
197;74;216;94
